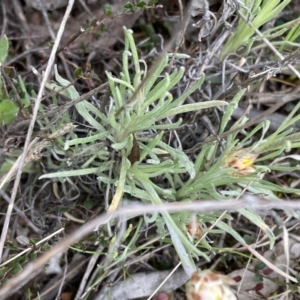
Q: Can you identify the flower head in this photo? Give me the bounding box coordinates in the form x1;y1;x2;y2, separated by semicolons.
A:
223;148;258;176
185;220;203;240
186;269;237;300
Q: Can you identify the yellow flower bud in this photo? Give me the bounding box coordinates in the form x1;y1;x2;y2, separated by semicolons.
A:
223;148;258;175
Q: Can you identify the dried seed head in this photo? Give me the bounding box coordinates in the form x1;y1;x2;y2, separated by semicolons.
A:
186;269;237;300
186;221;203;240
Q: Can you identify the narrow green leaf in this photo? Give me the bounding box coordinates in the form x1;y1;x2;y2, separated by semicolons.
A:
39;167;100;179
219;89;245;134
215;221;245;244
160;100;227;119
0;35;9;64
239;208;275;248
64;132;109;150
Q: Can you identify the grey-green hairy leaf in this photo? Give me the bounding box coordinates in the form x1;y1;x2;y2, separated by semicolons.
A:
0;35;9;64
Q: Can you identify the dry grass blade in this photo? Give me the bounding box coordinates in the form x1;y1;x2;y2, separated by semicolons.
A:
242;242;297;283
